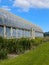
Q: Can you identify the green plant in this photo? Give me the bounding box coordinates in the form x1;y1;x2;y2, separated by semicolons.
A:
0;37;44;55
0;49;8;59
31;38;43;46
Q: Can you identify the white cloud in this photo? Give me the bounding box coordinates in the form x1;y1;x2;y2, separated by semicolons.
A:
1;6;11;11
13;0;49;12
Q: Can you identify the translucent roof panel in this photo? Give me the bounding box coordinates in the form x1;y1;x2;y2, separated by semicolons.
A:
0;9;43;32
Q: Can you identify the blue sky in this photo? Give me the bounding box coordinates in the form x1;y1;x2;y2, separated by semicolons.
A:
0;0;49;32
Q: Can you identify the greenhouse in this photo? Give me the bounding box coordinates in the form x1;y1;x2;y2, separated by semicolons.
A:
0;9;43;39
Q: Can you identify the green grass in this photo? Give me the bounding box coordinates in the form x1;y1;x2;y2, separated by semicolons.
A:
0;42;49;65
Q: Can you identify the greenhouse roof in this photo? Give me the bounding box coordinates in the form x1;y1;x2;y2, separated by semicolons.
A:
0;8;43;32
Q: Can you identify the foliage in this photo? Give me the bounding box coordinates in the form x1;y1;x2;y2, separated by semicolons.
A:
31;38;43;46
0;49;8;59
43;37;49;42
0;37;43;59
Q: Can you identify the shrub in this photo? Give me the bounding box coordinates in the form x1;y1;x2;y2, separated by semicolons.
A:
6;39;16;53
43;37;49;42
31;38;43;46
0;37;4;43
0;49;8;59
0;37;44;55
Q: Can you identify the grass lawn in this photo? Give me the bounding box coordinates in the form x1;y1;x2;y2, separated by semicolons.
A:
0;42;49;65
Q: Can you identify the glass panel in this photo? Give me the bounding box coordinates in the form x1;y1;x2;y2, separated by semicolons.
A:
6;27;11;38
0;26;4;37
0;17;3;25
24;30;28;37
19;30;22;37
26;31;29;37
27;31;31;37
12;28;16;38
21;30;24;37
18;29;22;38
35;32;43;37
24;30;31;38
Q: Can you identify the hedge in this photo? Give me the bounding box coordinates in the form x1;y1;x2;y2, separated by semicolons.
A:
0;37;43;59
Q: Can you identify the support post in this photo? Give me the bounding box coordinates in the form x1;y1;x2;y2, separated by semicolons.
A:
11;27;13;38
4;26;6;38
31;28;35;39
23;30;25;37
